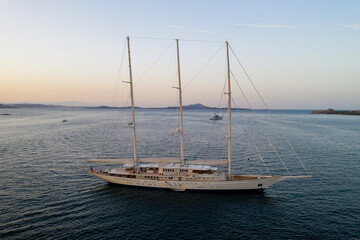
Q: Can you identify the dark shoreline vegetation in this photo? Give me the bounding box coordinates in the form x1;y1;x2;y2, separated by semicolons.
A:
312;108;360;116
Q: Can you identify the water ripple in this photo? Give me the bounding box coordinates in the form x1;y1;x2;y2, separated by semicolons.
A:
0;108;359;239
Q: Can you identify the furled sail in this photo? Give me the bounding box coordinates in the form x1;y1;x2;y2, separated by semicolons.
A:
86;159;133;164
140;157;180;163
186;159;228;165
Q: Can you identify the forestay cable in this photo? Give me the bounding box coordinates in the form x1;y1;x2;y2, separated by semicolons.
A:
231;71;290;175
231;99;271;175
133;41;175;87
229;45;309;175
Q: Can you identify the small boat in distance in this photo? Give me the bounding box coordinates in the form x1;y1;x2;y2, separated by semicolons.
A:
62;119;68;123
210;113;222;121
86;37;310;192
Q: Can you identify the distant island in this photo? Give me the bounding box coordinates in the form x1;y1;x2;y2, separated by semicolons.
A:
0;103;248;111
0;103;65;109
312;108;360;116
86;103;248;110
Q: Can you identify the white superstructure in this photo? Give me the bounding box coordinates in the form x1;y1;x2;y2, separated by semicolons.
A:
89;163;287;192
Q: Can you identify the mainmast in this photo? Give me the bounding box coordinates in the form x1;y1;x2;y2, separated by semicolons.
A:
176;39;184;165
127;36;137;167
226;41;231;177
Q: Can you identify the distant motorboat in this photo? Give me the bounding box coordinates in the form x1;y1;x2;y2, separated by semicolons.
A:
210;114;222;120
62;119;68;123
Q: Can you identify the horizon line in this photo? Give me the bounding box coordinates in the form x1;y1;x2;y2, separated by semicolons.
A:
1;102;354;111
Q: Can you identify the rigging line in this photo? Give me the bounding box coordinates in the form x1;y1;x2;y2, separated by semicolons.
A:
169;104;179;157
219;77;229;161
204;113;223;160
101;39;127;157
171;91;180;157
229;45;271;109
145;49;176;155
102;100;130;158
165;100;179;158
204;76;227;159
231;99;271;175
131;36;176;41
131;36;225;43
182;43;226;92
205;49;226;109
133;41;175;87
131;37;224;43
217;75;227;111
231;71;291;175
81;159;89;169
105;96;132;159
157;46;176;107
125;106;133;160
229;46;309;175
221;108;228;160
112;39;128;106
179;39;225;43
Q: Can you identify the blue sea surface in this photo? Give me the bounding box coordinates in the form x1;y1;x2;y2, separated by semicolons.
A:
0;108;359;239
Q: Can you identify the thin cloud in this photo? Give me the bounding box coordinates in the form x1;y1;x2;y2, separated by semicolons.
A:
236;23;300;29
337;23;360;30
170;25;215;34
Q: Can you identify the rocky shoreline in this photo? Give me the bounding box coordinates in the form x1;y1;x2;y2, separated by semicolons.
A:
312;108;360;116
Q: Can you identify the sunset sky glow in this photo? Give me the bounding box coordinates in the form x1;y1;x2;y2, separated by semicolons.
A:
1;0;359;109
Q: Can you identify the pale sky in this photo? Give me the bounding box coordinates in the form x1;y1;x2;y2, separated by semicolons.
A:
0;0;359;109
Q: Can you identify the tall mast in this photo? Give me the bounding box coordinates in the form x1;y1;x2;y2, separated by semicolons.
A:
176;39;184;165
226;41;231;177
127;36;137;167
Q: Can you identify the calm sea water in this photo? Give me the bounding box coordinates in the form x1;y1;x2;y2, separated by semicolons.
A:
1;107;359;239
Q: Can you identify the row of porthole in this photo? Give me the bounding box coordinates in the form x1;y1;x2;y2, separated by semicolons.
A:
145;176;160;179
144;176;174;180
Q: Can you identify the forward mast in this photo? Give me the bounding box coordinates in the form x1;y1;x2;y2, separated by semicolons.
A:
226;41;231;177
176;39;185;165
126;36;137;167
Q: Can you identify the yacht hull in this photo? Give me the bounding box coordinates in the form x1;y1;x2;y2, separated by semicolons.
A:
90;172;285;191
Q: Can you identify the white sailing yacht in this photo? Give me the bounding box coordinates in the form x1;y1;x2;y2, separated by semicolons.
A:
87;37;310;192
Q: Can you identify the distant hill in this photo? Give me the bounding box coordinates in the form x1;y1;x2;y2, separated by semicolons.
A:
165;103;247;110
0;103;64;108
53;101;95;106
86;103;213;110
0;104;16;108
183;103;211;109
0;102;248;110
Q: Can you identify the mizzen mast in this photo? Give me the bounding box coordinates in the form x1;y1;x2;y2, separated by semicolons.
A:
226;41;231;177
127;36;137;167
176;39;184;165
